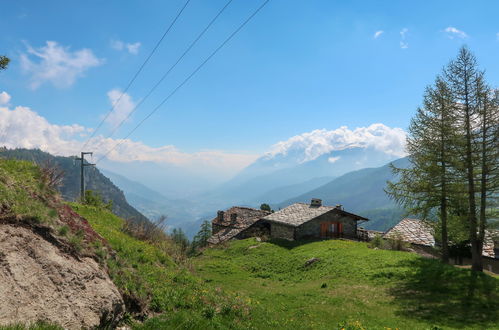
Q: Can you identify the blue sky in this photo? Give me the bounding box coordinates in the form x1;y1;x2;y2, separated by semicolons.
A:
1;0;499;178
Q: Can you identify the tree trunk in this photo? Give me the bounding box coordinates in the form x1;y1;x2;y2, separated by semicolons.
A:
464;88;482;272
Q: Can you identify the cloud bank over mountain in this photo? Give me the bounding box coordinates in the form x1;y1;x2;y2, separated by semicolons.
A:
264;124;407;164
0;92;407;183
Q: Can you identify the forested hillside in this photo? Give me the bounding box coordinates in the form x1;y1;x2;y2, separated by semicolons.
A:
0;148;148;223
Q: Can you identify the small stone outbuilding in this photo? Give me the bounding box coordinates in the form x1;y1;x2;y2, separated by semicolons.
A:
208;206;271;244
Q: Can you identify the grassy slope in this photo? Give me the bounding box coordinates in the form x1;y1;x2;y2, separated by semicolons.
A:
0;159;57;223
194;238;499;330
70;203;251;329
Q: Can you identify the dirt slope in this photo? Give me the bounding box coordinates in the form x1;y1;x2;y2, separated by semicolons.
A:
0;159;125;328
0;221;124;329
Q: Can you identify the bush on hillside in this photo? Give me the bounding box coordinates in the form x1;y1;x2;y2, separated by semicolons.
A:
385;234;410;251
122;215;169;243
368;233;410;251
368;234;384;249
84;190;112;211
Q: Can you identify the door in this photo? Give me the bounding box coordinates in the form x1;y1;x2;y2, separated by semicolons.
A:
320;222;343;238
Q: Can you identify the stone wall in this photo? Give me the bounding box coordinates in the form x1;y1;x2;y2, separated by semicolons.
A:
295;211;357;240
237;222;270;239
270;222;295;240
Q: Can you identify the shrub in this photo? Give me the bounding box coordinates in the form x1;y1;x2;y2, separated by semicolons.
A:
122;215;169;244
368;234;384;249
385;235;410;251
58;225;69;236
83;190;112;211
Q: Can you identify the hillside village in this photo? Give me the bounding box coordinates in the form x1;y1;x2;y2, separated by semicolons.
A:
1;1;499;330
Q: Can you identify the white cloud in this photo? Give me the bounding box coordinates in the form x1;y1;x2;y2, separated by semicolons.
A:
328;156;341;163
0;92;11;105
105;89;136;128
111;40;141;55
444;27;468;39
265;124;407;163
374;30;384;39
20;41;103;89
126;42;141;55
0;94;257;177
400;28;409;49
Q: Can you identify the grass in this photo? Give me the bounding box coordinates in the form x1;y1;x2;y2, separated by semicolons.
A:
192;238;499;329
0;159;57;223
70;203;252;328
0;321;62;330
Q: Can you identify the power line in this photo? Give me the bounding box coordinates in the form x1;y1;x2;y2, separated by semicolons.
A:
80;0;191;152
96;0;271;164
93;0;234;151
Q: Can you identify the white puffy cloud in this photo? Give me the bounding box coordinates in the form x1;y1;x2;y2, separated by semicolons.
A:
110;40;141;55
328;156;341;163
0;94;257;177
400;28;409;49
373;30;384;39
0;91;11;105
20;41;103;89
444;27;468;39
105;89;136;128
265;124;407;163
0;105;86;154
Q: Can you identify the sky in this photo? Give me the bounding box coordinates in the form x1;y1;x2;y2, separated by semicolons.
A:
1;0;499;180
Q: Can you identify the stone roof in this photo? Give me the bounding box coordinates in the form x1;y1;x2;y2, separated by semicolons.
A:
211;206;270;229
384;219;497;258
208;207;270;245
383;218;435;246
262;203;367;227
483;231;496;258
207;227;242;245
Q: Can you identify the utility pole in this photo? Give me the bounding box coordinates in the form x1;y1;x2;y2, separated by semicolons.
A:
76;152;95;202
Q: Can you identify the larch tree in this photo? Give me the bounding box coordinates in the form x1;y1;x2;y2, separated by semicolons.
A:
386;76;458;263
443;46;488;271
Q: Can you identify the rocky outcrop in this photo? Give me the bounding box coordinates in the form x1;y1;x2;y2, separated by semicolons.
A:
0;222;125;329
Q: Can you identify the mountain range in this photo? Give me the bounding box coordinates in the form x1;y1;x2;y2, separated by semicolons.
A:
0;146;410;236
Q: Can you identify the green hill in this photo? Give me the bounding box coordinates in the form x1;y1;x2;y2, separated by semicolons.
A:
0;148;148;223
193;238;499;329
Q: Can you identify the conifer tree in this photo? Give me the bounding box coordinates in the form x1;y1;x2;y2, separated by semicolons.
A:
443;46;488;271
191;220;212;252
387;76;457;263
0;55;9;71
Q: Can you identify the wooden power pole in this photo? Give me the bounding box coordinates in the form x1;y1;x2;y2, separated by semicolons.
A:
76;152;95;202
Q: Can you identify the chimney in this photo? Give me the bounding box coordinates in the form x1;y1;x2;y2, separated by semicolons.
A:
335;204;343;210
310;198;322;207
230;213;237;222
217;210;225;222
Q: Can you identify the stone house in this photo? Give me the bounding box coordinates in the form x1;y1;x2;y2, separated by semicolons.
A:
208;199;368;244
384;218;499;273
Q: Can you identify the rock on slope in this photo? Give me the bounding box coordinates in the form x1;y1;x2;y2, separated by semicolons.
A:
0;159;125;328
0;222;124;329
